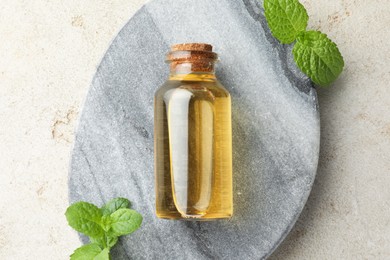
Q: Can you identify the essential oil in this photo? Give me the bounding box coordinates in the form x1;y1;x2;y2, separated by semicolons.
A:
154;43;232;220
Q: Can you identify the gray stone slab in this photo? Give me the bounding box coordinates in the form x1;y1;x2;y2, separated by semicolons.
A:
69;0;320;259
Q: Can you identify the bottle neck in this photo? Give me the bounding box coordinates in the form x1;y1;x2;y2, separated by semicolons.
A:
168;61;216;81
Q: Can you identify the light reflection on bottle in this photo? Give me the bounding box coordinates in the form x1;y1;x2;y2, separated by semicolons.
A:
164;88;214;217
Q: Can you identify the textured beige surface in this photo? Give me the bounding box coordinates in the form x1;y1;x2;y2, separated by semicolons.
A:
0;1;147;259
0;0;389;259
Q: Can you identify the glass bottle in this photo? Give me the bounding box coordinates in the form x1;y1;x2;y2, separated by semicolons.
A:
154;43;232;220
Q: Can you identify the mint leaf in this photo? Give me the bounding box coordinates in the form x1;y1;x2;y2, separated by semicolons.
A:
70;244;102;260
292;30;344;87
101;197;131;216
108;208;143;236
65;202;104;238
106;236;118;248
94;248;110;260
66;198;143;259
264;0;308;43
263;0;345;86
90;236;105;248
91;235;118;249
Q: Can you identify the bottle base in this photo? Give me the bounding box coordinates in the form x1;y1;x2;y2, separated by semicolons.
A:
156;211;232;221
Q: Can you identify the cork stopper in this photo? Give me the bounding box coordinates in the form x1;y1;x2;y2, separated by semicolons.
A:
171;43;213;52
167;43;217;73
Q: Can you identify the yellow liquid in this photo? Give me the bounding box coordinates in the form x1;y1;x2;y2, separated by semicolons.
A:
154;73;233;220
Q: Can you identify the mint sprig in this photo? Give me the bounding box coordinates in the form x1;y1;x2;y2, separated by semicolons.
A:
264;0;344;87
65;198;142;260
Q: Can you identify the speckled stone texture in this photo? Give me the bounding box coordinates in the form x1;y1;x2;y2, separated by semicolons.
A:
69;0;320;259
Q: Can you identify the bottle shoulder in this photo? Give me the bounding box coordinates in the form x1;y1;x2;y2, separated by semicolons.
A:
155;79;230;100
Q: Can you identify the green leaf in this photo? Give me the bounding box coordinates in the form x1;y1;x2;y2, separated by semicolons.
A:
292;30;344;87
65;202;104;238
94;248;110;260
66;198;143;260
264;0;308;43
108;208;143;237
70;244;103;260
106;236;118;248
100;215;112;232
90;237;105;249
101;198;131;216
91;235;118;249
